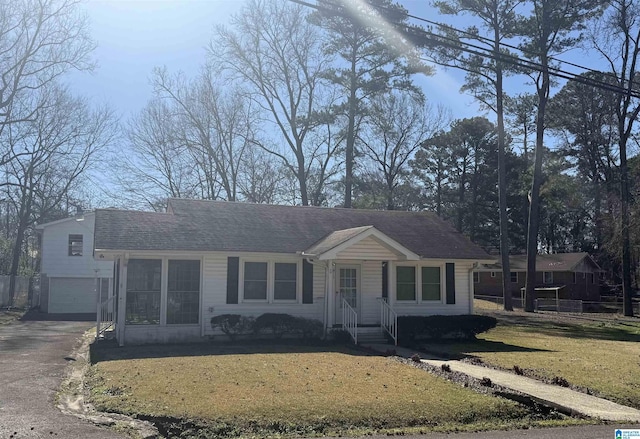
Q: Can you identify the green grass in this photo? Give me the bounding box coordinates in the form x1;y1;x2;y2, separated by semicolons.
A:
88;344;583;437
422;310;640;409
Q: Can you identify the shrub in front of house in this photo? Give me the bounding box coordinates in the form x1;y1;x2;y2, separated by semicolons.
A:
329;328;354;344
397;315;497;344
254;313;300;338
210;314;254;340
253;313;323;340
211;313;323;341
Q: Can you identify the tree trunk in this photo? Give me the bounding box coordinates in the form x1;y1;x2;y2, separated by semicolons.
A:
496;48;513;311
620;139;633;316
344;45;358;209
525;62;549;313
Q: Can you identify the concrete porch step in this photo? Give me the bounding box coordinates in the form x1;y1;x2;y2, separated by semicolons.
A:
357;328;389;345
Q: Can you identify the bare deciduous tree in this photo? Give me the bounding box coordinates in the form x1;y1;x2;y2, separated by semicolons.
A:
0;0;94;157
211;0;333;205
358;91;449;210
4;84;116;304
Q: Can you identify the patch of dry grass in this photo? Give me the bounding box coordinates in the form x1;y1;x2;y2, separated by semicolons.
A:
88;345;564;436
423;311;640;409
0;308;25;325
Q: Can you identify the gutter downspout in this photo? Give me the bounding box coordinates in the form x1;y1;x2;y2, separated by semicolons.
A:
469;262;479;314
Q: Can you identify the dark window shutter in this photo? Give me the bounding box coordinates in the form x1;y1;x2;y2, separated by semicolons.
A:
302;260;313;304
382;262;388;299
226;257;239;304
446;263;455;304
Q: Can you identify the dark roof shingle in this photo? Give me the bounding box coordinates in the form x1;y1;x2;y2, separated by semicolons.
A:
94;199;492;260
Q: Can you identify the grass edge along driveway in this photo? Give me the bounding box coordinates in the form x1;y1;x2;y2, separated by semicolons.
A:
88;344;590;438
424;306;640;410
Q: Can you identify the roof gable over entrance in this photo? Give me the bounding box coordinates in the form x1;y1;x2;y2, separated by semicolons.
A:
303;226;420;261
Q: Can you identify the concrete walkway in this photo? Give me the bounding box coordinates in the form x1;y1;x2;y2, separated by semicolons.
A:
365;344;640;423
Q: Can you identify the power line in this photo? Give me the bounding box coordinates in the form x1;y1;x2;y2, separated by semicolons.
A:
288;0;640;99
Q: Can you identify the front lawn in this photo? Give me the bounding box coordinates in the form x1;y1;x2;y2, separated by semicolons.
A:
422;310;640;409
88;344;581;437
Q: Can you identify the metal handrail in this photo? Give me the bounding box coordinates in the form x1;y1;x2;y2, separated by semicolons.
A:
379;297;397;345
96;296;115;340
342;298;358;344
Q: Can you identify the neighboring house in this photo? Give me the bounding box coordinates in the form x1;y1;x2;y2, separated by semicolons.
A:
36;213;113;314
93;199;494;346
474;253;602;301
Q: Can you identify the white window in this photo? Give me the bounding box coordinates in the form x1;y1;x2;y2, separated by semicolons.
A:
68;234;83;256
243;262;268;300
241;259;300;303
543;271;553;284
396;264;443;303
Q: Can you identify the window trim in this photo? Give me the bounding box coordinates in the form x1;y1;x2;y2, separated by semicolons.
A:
473;271;480;283
239;258;301;304
167;259;201;325
68;234;83;257
124;256;202;327
394;262;445;304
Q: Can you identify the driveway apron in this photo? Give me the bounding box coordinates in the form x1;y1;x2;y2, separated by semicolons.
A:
0;317;124;438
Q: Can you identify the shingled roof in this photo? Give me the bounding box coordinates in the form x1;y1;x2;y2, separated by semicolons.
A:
480;252;601;272
94;199;492;260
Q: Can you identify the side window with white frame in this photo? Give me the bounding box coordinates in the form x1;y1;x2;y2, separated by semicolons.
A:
473;271;479;283
68;234;83;256
421;267;441;301
274;262;297;301
241;259;299;303
396;266;416;301
543;271;553;284
396;265;443;303
243;262;268;301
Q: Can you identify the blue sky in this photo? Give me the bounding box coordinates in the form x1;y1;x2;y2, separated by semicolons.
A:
66;0;483;122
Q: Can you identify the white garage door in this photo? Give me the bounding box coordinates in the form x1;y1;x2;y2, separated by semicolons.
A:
48;277;97;314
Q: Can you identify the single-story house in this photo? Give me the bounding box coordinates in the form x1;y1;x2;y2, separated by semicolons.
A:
36;212;113;314
474;253;602;301
93;199;494;346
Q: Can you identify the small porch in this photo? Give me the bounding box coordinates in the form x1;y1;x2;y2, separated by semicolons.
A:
303;225;422;345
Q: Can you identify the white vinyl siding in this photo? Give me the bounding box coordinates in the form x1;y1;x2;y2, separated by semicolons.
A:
40;214;112;279
359;260;383;325
201;254;325;336
392;261;474;315
336;236;399;260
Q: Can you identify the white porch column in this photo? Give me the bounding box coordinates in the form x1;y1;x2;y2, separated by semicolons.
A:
117;255;128;346
326;261;336;327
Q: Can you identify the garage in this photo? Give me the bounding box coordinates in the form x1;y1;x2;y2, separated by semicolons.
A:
48;277;98;314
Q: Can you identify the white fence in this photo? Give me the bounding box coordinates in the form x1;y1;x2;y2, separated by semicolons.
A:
0;276;30;308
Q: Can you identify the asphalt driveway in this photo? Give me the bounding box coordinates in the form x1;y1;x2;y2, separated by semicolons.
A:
0;314;125;439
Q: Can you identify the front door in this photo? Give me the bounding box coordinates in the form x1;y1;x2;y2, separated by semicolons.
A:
335;265;359;325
